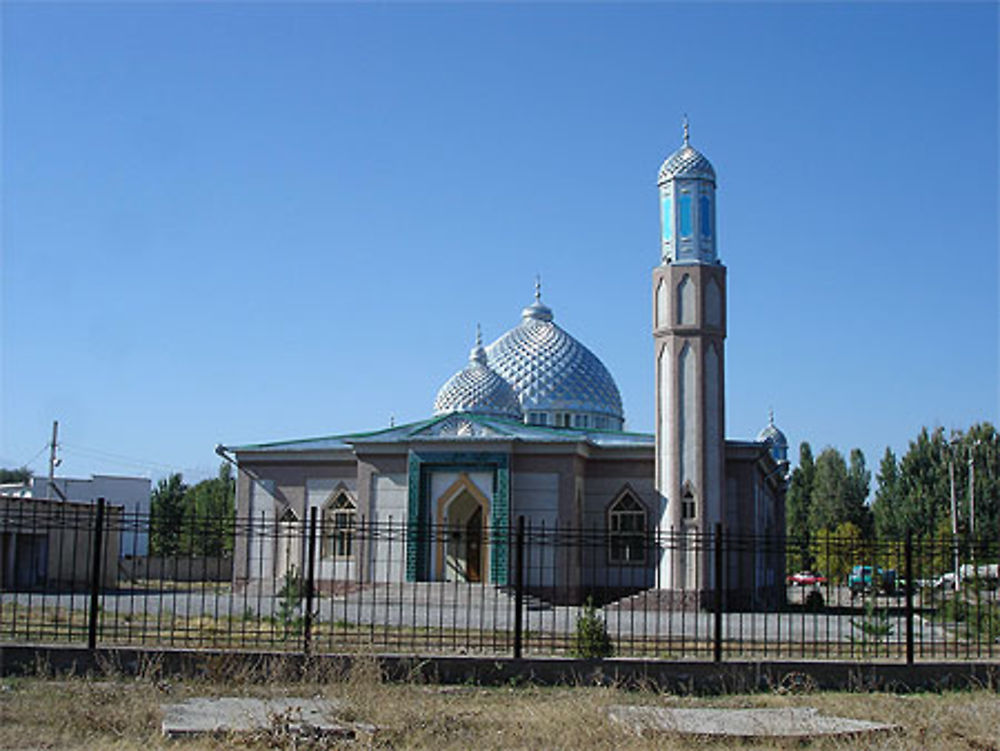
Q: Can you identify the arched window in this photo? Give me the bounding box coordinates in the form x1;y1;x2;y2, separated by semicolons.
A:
608;492;646;564
322;493;356;559
681;482;697;520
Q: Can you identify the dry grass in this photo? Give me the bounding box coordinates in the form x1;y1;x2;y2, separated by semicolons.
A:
0;656;998;750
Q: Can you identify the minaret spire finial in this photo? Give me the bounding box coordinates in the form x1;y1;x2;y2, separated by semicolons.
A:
535;274;542;302
475;322;482;348
683;114;690;146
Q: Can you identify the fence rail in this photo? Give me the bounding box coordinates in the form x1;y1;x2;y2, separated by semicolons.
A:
1;499;998;662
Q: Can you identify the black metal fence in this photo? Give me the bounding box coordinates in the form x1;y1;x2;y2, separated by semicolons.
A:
1;497;998;662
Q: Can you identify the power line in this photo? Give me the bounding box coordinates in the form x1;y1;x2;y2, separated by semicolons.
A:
59;443;195;475
20;442;51;470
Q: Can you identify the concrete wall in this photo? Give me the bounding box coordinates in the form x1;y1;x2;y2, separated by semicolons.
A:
368;471;407;583
118;556;233;582
4;645;996;696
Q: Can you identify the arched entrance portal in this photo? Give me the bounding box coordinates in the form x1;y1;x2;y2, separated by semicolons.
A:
445;493;484;582
435;474;491;583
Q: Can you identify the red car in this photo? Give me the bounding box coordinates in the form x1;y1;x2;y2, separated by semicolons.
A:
787;571;827;586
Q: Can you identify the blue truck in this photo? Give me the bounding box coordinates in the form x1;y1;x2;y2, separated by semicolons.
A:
848;565;898;596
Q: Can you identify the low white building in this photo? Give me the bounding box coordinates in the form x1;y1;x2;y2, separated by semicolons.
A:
1;474;151;556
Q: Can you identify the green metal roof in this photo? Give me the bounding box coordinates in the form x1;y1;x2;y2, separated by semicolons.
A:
225;413;653;454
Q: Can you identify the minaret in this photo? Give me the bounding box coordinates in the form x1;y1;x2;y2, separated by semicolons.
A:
653;119;727;593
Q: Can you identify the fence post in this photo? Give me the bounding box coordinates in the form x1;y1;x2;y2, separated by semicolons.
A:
87;497;106;650
304;506;318;656
905;531;914;665
513;515;525;659
713;523;723;663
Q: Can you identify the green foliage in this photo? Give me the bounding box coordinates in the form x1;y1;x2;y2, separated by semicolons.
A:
846;449;872;535
275;566;304;638
809;447;872;536
786;442;815;571
849;598;893;656
149;473;188;556
181;463;236;557
869;422;999;545
0;467;32;484
149;463;235;557
933;594;1000;642
873;447;903;539
810;522;868;583
573;597;613;659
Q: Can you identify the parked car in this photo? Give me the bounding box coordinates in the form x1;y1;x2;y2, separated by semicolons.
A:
787;571;827;587
848;565;897;596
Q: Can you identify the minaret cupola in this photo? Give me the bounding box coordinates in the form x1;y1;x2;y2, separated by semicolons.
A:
657;118;718;265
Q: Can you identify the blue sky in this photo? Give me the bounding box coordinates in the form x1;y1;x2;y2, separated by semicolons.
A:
1;3;997;488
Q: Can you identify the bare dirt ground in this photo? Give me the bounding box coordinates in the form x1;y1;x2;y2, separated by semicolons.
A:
0;658;997;750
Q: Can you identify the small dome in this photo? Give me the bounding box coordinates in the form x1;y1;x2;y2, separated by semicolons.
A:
658;143;716;184
486;292;624;426
434;328;523;420
758;410;789;463
658;122;715;184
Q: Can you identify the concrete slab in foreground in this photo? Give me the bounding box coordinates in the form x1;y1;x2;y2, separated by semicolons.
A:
608;706;901;741
161;697;355;739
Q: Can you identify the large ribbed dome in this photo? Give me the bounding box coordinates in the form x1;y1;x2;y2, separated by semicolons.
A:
485;293;624;429
434;333;523;420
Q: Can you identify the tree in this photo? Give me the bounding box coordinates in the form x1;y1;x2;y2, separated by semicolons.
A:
811;521;868;583
182;463;236;557
809;447;871;536
846;449;873;535
962;422;999;541
868;422;998;544
786;442;815;570
873;447;903;539
150;473;188;555
0;467;32;484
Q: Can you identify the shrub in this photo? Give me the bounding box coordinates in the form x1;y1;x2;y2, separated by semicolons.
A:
276;566;304;638
573;597;613;659
849;598;893;657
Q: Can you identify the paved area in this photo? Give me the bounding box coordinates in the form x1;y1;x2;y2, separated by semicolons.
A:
161;697;354;739
0;585;956;641
608;705;901;740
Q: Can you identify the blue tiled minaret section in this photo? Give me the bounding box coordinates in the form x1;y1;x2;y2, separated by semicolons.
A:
658;118;717;265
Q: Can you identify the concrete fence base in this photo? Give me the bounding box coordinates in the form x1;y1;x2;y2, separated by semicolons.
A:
0;644;997;694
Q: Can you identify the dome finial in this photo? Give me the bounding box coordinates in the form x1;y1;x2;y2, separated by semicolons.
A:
470;323;487;364
683;114;690;146
768;407;775;426
521;276;554;322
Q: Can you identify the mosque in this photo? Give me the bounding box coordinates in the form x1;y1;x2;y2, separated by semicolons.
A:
226;128;788;609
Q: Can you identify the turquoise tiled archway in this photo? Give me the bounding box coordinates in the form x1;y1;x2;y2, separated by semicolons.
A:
405;451;510;585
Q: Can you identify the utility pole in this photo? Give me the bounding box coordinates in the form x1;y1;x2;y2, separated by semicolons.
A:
968;439;980;572
47;420;66;501
969;440;980;540
949;444;960;592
